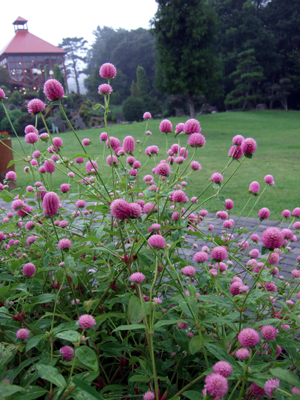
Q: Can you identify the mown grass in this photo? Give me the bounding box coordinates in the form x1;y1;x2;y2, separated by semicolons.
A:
10;110;300;220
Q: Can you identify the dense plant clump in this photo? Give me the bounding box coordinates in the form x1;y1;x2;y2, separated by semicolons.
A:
0;65;299;400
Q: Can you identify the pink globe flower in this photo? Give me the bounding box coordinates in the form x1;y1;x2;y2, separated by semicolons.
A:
155;162;171;176
261;325;277;340
148;234;166;248
143;392;155;400
204;373;228;398
25;125;37;134
211;172;223;183
171;190;188;203
264;378;279;398
60;183;71;193
249;181;260;194
250;233;260;242
212;361;232;377
241;137;257;154
110;199;130;220
143;112;152;119
5;171;16;181
159;119;172;133
78;314;96;329
268;252;280;265
60;345;74;361
98;83;113;95
16;328;29;340
123;136;135;154
129;203;142;218
0;88;6;99
229;145;243;159
144;202;157;214
76;200;86;208
43;192;60;217
106;136;120;149
292;207;300;217
281;228;293;240
261;227;284;249
193;251;209;263
238;328;260;347
187;133;206;147
99;63;117;79
211;246;228;261
181;266;196;276
130;272;145;283
258;207;270;220
235;348;250;359
82;138;90;147
22;262;36;278
292;269;300;278
44;79;64;101
175;122;185;135
58;238;72;249
282;209;291;218
184;118;201;135
107;155;118;167
146;130;152;135
27;98;45;114
25;132;39;144
264;174;275;186
249;249;260;258
232;134;244;145
225;199;234;210
248;383;265;399
44;160;56;173
100;132;108;141
86;160;98;173
291;387;300;395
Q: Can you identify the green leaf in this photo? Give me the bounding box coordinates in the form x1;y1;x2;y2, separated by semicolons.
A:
154;319;184;328
261;245;269;255
182;390;202;400
113;324;146;332
270;368;300;389
205;343;238;367
128;374;150;383
215;195;226;206
72;377;105;400
244;153;253;159
197;295;233;307
36;364;66;388
214;236;227;246
0;285;10;298
71;153;91;160
95;312;124;322
189;336;203;355
0;382;25;397
14;386;48;400
93;103;105;110
26;334;47;352
30;294;57;305
128;295;144;324
56;330;80;343
6;160;16;168
75;347;99;371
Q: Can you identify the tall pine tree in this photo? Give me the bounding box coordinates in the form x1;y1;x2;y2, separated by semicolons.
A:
151;0;222;117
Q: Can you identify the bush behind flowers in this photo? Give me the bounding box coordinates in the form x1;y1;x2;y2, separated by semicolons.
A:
0;66;299;400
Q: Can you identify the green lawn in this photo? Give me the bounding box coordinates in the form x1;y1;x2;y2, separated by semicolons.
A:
11;110;300;220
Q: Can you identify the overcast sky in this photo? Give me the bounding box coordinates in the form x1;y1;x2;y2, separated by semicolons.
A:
1;0;158;50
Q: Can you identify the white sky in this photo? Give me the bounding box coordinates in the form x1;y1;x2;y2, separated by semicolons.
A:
1;0;158;92
1;0;158;50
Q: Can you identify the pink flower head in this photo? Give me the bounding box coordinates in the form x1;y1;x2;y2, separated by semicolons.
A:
148;234;166;248
229;145;243;159
143;391;155;400
211;172;223;183
22;262;36;277
175;122;185;135
98;83;113;95
143;112;151;119
43;192;59;217
171;190;188;203
146;130;152;135
44;79;64;101
78;314;96;329
159;119;172;133
181;266;196;276
213;361;232;377
204;373;228;398
0;88;6;99
129;203;142;218
133;160;141;169
86;160;98;173
225;199;234;210
100;132;108;141
249;181;260;194
130;272;145;283
107;155;118;167
264;174;275;186
250;234;260;242
264;378;279;398
282;209;291;218
268;252;280;265
106;136;120;149
58;238;72;249
44;159;56;173
144;202;157;214
291;387;300;395
281;228;293;240
193;251;209;263
211;246;228;261
235;348;249;359
216;211;228;220
261;325;277;340
82;138;90;147
249;249;260;258
123;136;135;154
32;150;40;158
258;207;270;220
25;132;39;144
76;200;86;208
25;125;37;134
145;145;159;156
292;207;300;217
184;118;201;135
75;157;84;164
16;328;29;340
232;135;244;145
110;199;130;220
249;383;265;399
60;183;71;193
238;328;260;347
5;171;16;181
27;98;45;114
261;227;284;249
241;137;257;154
60;345;74;361
187;133;206;147
155;162;171;176
292;269;300;278
99;63;117;79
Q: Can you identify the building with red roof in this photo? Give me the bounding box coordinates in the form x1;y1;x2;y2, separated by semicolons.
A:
0;17;67;92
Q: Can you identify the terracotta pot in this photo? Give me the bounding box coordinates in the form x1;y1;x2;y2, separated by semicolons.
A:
0;138;16;189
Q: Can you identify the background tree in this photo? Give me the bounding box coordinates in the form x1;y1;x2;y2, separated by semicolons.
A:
53;64;66;91
136;66;149;97
151;0;222;117
59;37;88;94
0;67;11;91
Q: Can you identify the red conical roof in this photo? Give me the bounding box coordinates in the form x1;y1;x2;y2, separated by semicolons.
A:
13;16;28;24
0;30;66;55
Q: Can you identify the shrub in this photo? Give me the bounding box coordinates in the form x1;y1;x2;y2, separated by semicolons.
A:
123;95;144;121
